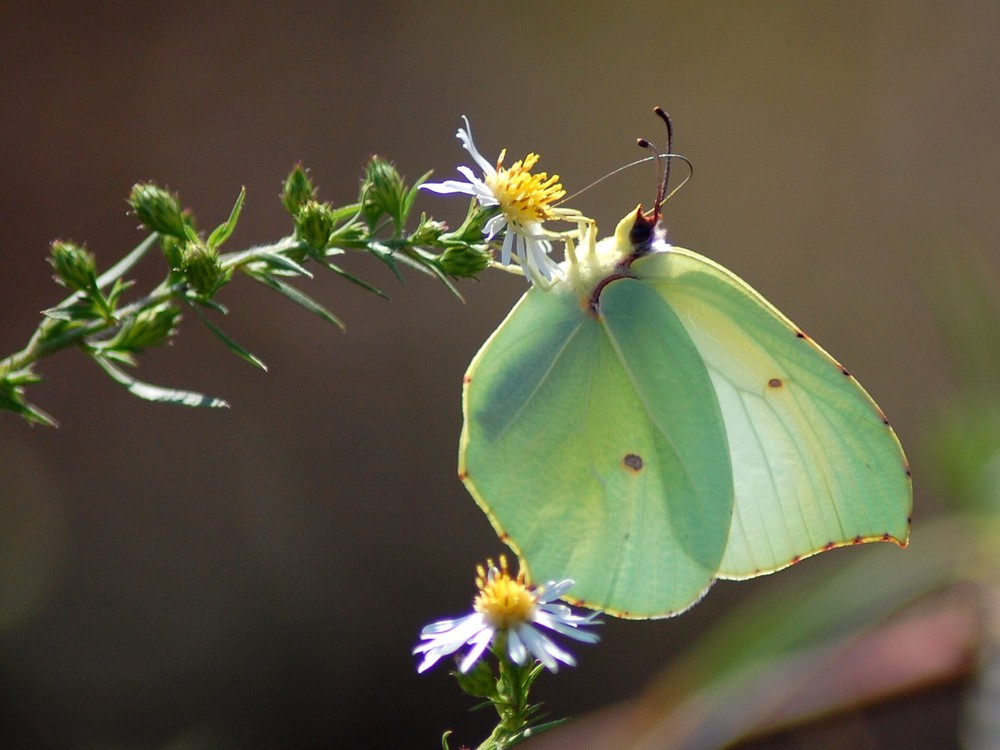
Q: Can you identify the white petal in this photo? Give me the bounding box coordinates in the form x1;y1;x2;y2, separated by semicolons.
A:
414;613;487;661
416;617;485;672
518;624;576;672
500;229;516;266
524;236;561;284
457;116;496;177
536;579;575;603
484;213;508;240
420;180;478;196
533;611;602;643
506;628;528;665
459;626;495;672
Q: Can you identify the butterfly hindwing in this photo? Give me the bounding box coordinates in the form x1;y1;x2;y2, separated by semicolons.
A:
633;249;911;578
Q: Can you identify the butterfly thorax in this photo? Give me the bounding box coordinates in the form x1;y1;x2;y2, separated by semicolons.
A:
559;207;670;314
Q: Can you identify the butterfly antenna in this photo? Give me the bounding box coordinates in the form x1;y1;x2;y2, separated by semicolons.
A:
556;108;690;210
636;106;675;225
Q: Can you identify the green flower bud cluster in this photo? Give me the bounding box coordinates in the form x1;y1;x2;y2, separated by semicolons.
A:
98;302;180;355
281;164;316;216
361;157;414;233
129;183;189;239
4;152;506;426
180;241;230;297
49;240;98;293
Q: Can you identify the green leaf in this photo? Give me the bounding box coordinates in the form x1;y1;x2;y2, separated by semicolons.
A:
207;186;246;250
41;305;88;322
242;250;313;278
250;273;344;329
506;718;568;746
95;233;159;290
188;300;268;371
0;378;57;427
92;354;229;409
315;257;387;299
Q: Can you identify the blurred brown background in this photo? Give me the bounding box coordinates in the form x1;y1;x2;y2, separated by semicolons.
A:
1;2;996;748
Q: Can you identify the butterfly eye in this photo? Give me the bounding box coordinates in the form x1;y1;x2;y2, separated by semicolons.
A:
628;212;655;252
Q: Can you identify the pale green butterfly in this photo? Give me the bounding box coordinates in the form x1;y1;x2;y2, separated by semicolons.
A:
459;110;911;619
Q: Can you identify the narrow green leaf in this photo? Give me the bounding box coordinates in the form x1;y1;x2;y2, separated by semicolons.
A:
41;307;82;322
188;294;229;315
92;355;229;409
243;250;313;278
510;718;568;743
0;390;57;427
402;169;434;219
96;233;159;290
315;257;388;299
188;300;268;371
251;274;344;329
207;186;246;249
367;242;404;283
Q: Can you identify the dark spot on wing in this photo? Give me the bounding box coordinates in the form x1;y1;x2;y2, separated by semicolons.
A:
623;454;644;472
881;532;892;542
790;555;802;565
852;535;864;544
768;377;783;388
822;541;837;551
841;367;851;377
463;374;472;385
458;470;468;481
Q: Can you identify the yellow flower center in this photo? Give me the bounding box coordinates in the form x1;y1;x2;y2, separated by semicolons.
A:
485;150;566;227
473;555;537;629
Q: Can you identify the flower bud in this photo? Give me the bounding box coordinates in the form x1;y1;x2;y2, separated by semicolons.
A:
281;164;316;216
129;183;188;238
409;217;447;246
295;200;335;250
49;240;97;291
360;157;405;230
106;303;180;352
435;243;491;278
160;236;184;271
181;241;228;296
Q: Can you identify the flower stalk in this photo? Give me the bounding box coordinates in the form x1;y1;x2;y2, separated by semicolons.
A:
0;158;491;426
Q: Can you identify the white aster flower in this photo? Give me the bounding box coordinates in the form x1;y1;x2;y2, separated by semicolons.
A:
414;555;601;674
421;117;580;286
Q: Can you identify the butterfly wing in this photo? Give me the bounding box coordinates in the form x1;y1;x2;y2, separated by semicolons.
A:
460;279;733;618
632;248;912;578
